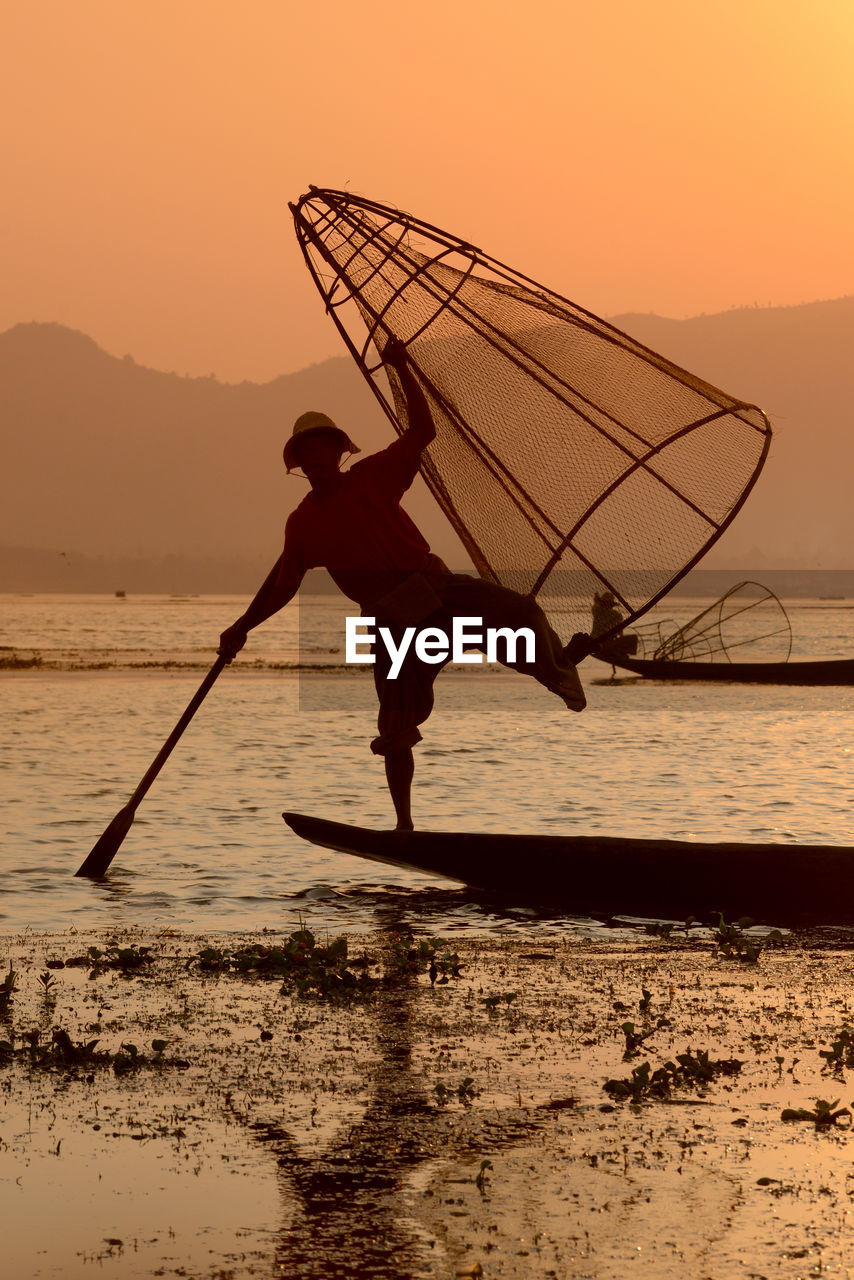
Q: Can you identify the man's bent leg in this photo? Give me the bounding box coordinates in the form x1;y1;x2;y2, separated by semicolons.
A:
444;577;586;711
384;748;415;832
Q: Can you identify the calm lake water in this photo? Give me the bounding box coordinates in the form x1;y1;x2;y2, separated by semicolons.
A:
2;592;853;934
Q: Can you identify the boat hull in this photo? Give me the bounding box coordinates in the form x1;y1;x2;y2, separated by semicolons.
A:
599;654;854;684
284;812;854;924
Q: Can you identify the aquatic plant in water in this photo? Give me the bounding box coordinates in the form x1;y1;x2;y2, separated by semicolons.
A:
819;1027;854;1075
781;1099;852;1127
604;1048;743;1103
713;916;783;964
386;934;463;985
433;1077;478;1107
0;1028;188;1073
0;961;18;1009
191;929;379;1000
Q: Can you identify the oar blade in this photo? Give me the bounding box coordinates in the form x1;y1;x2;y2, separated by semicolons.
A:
75;805;136;878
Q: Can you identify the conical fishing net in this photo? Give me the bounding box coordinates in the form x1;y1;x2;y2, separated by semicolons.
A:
291;187;772;643
637;581;792;664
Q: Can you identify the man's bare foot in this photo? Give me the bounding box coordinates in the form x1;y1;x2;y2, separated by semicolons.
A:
395;821;415;833
563;632;591;665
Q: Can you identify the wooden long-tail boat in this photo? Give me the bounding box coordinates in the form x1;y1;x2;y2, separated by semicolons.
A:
596;652;854;685
284;812;854;924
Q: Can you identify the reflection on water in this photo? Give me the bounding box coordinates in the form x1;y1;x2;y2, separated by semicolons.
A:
255;922;542;1278
262;931;434;1277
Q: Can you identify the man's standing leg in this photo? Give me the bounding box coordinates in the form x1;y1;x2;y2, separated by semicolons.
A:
371;619;443;829
384;748;415;832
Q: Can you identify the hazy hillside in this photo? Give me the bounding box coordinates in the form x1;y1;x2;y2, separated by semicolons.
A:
0;322;470;582
2;300;853;590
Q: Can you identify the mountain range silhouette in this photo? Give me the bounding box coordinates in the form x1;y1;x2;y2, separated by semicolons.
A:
2;298;853;591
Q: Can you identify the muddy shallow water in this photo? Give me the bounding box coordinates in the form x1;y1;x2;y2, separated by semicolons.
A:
4;923;854;1279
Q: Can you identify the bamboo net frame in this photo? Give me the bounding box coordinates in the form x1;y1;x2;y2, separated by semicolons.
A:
290;186;772;644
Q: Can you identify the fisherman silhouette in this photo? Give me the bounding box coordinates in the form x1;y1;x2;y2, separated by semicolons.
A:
590;591;638;675
591;591;624;639
219;339;585;829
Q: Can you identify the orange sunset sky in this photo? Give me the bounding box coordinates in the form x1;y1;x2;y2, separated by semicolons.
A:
2;0;854;384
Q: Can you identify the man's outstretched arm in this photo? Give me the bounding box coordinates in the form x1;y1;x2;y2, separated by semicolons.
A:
218;552;304;661
384;338;436;449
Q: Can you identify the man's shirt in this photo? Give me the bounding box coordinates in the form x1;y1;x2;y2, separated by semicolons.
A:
281;434;433;608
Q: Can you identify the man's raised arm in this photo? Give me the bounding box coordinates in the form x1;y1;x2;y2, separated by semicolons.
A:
384;338;436;449
218;551;304;662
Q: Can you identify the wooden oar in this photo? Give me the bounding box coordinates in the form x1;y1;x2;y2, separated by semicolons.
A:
75;655;228;878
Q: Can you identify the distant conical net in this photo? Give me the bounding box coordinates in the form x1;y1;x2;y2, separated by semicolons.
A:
637;580;792;663
291;187;772;643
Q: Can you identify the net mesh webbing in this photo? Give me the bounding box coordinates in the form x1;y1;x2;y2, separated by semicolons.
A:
634;581;792;664
291;188;772;643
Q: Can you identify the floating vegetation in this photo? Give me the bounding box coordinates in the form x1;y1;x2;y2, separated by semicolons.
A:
55;944;155;975
604;1048;743;1103
37;970;58;996
0;1028;189;1073
713;916;783;964
434;1077;478;1107
4;925;854;1277
781;1099;852;1128
0;648;43;669
187;925;464;1000
386;934;463;985
0;961;17;1009
474;1159;493;1192
482;991;518;1012
819;1027;854;1075
620;1020;653;1059
190;929;380;1000
642;918;699;939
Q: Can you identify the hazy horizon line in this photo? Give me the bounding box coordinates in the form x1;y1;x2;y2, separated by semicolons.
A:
6;287;854;387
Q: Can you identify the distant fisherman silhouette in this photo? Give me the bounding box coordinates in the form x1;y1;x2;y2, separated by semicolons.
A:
219;341;585;830
591;591;624;640
590;591;638;675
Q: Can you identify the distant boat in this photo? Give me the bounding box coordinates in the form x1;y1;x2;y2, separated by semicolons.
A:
598;652;854;685
114;589;126;598
595;581;854;685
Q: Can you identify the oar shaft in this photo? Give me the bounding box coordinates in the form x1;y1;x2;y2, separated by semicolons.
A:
75;655;228;877
125;655;227;812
